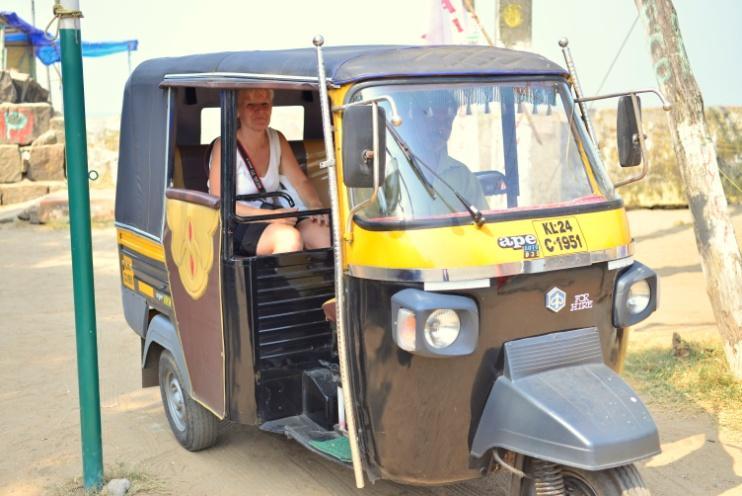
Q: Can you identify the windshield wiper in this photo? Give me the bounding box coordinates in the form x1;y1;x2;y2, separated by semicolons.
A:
385;122;485;227
385;122;437;200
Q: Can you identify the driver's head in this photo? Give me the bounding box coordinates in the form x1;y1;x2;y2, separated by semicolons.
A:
417;90;459;151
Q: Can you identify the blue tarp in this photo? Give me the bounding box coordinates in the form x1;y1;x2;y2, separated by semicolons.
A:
1;11;137;66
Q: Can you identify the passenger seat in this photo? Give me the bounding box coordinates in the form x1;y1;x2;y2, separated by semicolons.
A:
172;144;212;192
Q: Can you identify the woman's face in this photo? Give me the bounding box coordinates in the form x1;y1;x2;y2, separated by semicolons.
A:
238;90;273;132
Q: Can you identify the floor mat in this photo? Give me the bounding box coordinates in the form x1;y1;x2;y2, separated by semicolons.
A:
308;437;352;462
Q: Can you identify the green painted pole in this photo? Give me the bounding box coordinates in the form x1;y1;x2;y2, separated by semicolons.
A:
56;0;104;490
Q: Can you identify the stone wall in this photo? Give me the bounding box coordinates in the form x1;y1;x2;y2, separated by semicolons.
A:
0;102;66;206
592;106;741;207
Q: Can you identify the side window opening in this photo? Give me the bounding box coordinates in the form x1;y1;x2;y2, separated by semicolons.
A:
173;89;329;206
199;105;305;144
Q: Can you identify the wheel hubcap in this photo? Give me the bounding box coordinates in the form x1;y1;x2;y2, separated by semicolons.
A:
165;370;186;432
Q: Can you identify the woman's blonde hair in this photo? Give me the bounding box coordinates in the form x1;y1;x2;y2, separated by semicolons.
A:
238;88;274;103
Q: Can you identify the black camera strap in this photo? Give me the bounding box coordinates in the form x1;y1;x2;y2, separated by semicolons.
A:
236;140;266;193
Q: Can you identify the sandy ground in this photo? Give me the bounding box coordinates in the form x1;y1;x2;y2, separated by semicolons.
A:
0;208;741;496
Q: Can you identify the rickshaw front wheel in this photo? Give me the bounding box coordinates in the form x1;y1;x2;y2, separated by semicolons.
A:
520;460;650;496
158;350;218;451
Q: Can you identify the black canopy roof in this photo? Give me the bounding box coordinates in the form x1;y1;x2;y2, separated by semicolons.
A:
132;45;566;87
116;45;566;238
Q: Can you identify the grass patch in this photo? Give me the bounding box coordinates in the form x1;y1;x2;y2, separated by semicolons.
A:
50;463;167;496
625;338;742;433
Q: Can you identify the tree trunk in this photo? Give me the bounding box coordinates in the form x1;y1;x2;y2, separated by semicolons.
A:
634;0;742;378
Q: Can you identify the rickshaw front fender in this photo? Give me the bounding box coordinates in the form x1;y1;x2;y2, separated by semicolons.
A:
470;328;660;470
142;314;192;393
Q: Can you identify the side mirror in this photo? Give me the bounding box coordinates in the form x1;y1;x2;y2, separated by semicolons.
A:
342;105;386;188
617;95;642;167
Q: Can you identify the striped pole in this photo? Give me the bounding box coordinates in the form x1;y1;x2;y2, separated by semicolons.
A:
56;0;104;489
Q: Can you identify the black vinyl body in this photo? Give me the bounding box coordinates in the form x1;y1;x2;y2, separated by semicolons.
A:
344;264;622;485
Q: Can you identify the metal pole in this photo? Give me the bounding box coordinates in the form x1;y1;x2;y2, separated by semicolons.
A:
559;38;599;147
313;34;365;489
46;65;52;105
57;0;104;490
0;24;6;72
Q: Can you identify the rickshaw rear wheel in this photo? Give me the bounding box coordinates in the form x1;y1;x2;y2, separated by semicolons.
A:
519;460;650;496
158;350;218;451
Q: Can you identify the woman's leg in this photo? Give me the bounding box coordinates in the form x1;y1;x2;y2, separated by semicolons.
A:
297;220;331;249
256;223;303;255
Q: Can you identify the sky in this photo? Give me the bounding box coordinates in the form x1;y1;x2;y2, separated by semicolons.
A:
4;0;741;119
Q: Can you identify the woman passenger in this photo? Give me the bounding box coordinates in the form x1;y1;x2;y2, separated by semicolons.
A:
209;88;330;255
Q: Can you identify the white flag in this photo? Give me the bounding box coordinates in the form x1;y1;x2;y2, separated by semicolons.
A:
422;0;481;45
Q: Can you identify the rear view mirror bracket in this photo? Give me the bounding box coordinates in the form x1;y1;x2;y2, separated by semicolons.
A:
575;88;670;188
336;96;402;242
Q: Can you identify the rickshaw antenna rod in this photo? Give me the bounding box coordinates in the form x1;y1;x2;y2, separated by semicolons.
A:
56;0;104;490
313;34;366;489
558;38;599;148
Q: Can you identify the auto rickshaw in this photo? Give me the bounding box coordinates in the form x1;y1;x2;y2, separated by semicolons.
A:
115;38;665;495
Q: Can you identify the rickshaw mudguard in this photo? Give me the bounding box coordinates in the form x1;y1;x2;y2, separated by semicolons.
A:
470;327;660;470
142;314;192;394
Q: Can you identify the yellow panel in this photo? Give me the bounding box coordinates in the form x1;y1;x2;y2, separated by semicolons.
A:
346;207;631;269
137;280;155;298
117;229;166;263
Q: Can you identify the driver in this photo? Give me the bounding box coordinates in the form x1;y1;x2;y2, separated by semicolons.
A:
413;90;488;216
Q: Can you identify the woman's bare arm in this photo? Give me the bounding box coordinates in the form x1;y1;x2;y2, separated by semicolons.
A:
278;132;324;210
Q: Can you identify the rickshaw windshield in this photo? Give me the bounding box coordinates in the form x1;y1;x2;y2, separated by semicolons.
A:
348;79;617;226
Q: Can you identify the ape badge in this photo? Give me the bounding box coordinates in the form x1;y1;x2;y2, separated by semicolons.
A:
498;234;540;259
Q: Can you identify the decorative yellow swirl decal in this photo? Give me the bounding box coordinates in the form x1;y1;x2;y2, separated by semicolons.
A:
166;201;219;300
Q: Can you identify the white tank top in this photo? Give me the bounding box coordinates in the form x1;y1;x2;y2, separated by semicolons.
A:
235;128;281;208
208;128;282;209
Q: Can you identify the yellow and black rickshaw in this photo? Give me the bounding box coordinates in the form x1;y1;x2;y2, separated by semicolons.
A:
115;39;664;494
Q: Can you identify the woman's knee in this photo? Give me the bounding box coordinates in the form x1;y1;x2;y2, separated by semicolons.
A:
299;222;331;249
271;224;303;253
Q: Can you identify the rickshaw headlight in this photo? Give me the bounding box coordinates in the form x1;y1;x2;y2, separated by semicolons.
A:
391;288;478;357
613;261;658;328
424;309;461;349
627;279;651;315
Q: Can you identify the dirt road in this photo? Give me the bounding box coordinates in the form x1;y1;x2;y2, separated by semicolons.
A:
0;208;740;496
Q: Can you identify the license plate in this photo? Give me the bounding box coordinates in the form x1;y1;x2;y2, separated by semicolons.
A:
532;217;587;256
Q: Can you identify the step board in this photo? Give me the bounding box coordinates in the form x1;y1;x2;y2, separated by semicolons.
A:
260;414;352;466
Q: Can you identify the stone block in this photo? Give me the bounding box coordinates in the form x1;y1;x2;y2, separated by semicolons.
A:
32;129;57;146
32;188;114;223
0;72;18;103
0;103;52;145
19;146;31;173
0;145;22;183
0;181;49;205
27;144;65;181
49;116;65;143
49;116;65;132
